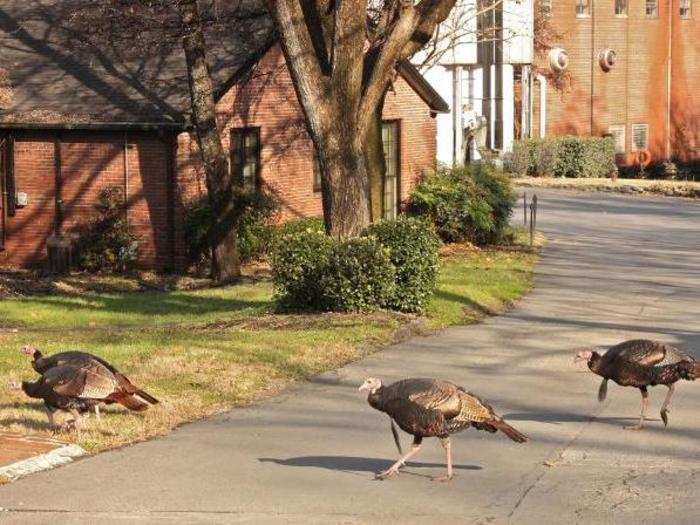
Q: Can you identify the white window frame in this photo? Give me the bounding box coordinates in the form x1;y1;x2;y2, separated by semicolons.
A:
609;125;626;155
631;124;649;151
680;0;691;18
614;0;628;16
576;0;590;17
645;0;659;17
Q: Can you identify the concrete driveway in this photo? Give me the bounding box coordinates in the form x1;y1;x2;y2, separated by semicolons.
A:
1;189;699;524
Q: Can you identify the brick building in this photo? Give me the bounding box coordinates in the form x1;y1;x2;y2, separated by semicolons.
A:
533;0;699;167
0;2;446;271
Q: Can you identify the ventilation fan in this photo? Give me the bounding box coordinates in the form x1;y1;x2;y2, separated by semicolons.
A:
548;48;569;73
598;49;617;72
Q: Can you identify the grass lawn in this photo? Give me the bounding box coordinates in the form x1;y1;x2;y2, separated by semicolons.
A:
0;236;540;453
513;176;700;198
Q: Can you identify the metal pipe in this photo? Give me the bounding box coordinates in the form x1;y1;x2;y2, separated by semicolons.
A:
666;0;672;159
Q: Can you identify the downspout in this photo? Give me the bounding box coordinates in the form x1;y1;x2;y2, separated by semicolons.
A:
666;0;672;160
590;0;596;134
123;132;130;225
536;74;547;138
453;65;463;166
494;0;504;150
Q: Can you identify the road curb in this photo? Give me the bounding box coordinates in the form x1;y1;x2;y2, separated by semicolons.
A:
0;444;86;481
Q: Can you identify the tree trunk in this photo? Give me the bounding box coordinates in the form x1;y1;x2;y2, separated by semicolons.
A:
179;0;240;281
316;130;371;238
364;92;388;222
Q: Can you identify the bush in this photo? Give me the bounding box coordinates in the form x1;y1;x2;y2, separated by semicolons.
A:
183;189;278;268
507;136;615;178
274;217;325;237
363;216;440;312
74;187;139;273
408;163;515;245
320;237;396;312
271;230;333;310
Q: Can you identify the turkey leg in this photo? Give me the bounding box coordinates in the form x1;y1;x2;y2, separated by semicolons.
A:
69;408;84;430
625;387;648;430
376;436;422;480
660;384;675;427
432;437;453;482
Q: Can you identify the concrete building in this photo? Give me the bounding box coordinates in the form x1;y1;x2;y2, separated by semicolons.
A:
418;0;535;165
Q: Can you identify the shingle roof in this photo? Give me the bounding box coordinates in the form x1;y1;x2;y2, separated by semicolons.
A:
0;0;274;126
0;1;447;128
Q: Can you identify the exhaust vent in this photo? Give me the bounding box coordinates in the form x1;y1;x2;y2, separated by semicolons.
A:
548;48;569;73
598;49;617;72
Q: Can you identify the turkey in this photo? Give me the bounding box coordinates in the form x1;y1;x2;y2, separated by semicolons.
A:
20;346;159;419
360;377;528;482
575;339;699;430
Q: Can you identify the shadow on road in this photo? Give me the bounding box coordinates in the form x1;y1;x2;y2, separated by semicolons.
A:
258;455;482;474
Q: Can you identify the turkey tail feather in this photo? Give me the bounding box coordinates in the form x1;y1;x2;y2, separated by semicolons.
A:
134;389;159;405
390;420;403;455
598;379;608;402
116;394;149;412
492;420;528;443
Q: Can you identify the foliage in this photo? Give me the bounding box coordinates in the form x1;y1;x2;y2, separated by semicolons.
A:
408;164;516;245
320;237;396;312
183;189;278;268
271;230;334;310
506;137;616;179
74;187;139;273
363;216;441;312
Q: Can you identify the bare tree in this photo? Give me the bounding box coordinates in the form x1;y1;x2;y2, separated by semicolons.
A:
267;1;458;238
177;0;240;281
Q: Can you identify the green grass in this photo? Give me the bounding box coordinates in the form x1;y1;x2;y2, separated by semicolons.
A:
0;239;539;452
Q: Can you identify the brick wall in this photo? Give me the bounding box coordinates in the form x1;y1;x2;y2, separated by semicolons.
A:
0;131;174;270
176;44;438;221
1;45;438;270
533;0;699;165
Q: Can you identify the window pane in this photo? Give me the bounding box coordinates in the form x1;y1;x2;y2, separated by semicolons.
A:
381;122;399;220
312;154;322;192
646;0;658;16
614;0;627;14
576;0;589;15
231;128;260;188
680;0;691;18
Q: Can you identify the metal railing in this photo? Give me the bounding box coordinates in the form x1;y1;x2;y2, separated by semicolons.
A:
523;192;538;247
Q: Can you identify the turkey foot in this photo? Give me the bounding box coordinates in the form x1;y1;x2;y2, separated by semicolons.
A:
431;474;454;483
375;443;422;480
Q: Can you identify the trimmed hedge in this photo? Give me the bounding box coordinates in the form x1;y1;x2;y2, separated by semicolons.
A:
506;136;616;178
321;237;396;312
271;230;334;310
271;217;441;313
407;163;515;245
363;216;440;312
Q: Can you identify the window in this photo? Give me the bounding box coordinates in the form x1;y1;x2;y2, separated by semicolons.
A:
680;0;691;18
576;0;590;16
312;154;322;192
608;125;626;154
645;0;659;17
381;121;399;220
631;124;649;151
540;0;552;16
231;127;260;189
614;0;628;15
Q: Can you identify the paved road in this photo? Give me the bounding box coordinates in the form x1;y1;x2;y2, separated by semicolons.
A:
1;189;699;524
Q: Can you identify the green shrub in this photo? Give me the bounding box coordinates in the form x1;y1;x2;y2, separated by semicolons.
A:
271;230;333;310
275;217;325;237
74;186;138;273
183;189;278;267
507;136;615;178
408;163;515;245
363;216;440;312
320;237;396;312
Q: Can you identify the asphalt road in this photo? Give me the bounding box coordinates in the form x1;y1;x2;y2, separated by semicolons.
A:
1;189;699;524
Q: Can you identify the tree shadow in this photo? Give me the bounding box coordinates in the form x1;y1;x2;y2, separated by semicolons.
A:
258;455;482;474
502;411;661;425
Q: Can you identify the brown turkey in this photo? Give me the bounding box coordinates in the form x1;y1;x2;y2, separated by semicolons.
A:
576;339;699;430
20;346;159;419
360;377;528;482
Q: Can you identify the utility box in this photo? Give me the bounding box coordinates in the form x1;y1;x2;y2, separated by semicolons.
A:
47;235;72;275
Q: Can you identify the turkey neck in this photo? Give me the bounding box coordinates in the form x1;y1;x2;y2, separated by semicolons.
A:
367;387;385;412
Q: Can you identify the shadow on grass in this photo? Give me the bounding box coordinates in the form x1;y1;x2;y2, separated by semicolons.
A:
258;455;482;474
